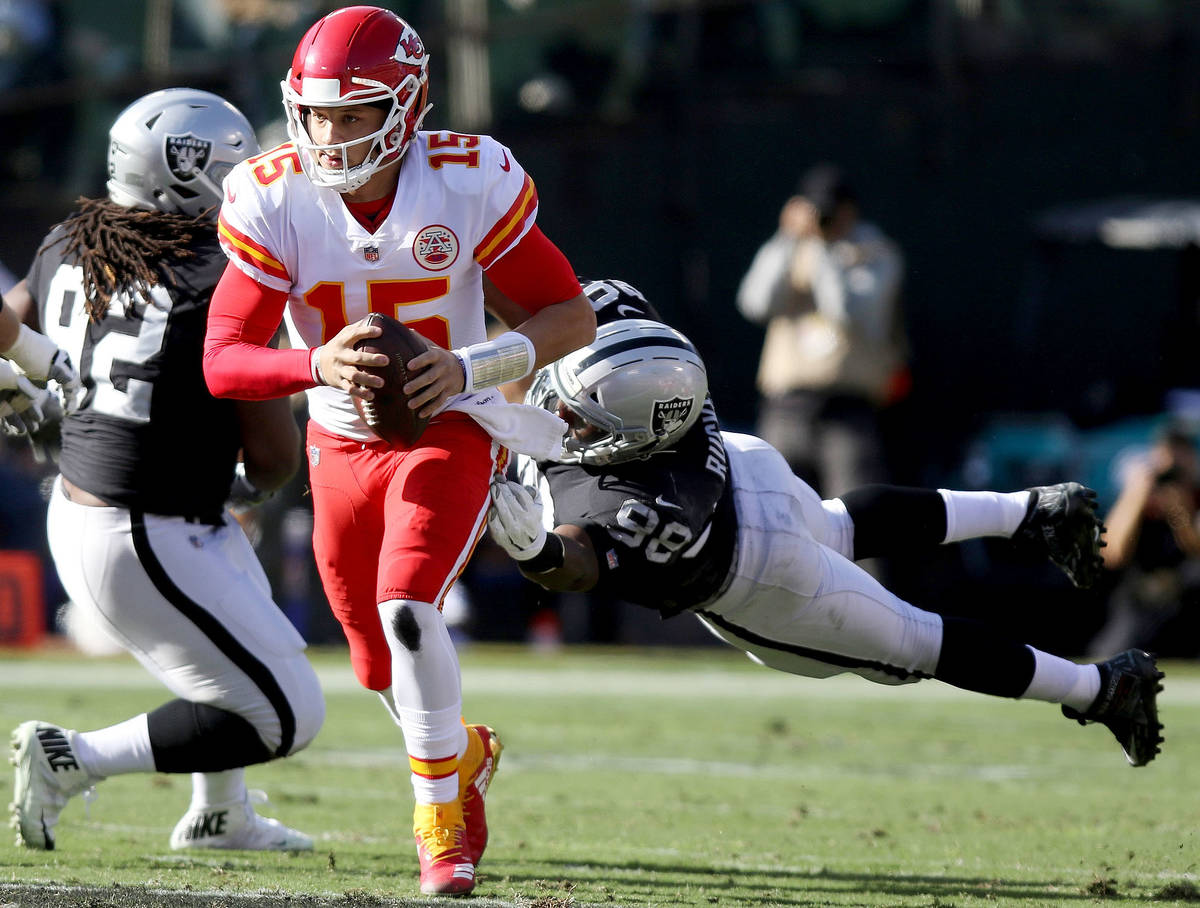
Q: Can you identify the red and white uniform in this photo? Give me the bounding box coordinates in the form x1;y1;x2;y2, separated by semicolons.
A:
212;131;541;689
217;131;537;440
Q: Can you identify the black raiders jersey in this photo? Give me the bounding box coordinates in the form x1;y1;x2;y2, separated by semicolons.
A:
520;278;737;616
28;221;240;521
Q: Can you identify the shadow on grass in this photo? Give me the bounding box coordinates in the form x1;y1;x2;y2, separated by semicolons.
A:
493;857;1148;904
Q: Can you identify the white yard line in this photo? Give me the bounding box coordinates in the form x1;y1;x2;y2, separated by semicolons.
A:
7;657;1200;703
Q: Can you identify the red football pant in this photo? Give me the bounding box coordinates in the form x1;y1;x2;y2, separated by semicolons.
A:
306;416;499;691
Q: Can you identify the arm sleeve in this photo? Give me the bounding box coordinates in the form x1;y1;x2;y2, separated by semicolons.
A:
485;224;582;312
203;263;315;400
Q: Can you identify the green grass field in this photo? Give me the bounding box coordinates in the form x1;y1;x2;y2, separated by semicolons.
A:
2;642;1199;907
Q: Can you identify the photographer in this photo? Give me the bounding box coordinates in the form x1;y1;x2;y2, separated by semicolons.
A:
736;163;908;498
1087;422;1200;658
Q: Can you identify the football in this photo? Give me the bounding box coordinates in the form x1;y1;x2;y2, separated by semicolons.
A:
352;312;432;447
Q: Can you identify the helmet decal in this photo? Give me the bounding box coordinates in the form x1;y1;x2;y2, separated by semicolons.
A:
395;27;425;64
165;134;212;182
652;397;696;438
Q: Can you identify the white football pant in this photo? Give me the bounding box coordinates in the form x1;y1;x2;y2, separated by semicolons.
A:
46;477;323;755
695;433;944;685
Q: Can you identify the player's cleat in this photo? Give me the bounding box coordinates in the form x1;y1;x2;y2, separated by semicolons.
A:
460;724;502;866
413;799;475;895
1063;648;1164;767
9;720;101;850
170;792;313;851
1014;482;1106;589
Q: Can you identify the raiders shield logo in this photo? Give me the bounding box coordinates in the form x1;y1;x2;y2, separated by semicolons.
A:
651;396;694;438
165;133;212;181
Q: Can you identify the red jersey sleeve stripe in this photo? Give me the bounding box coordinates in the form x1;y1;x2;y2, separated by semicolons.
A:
218;213;291;282
474;174;538;269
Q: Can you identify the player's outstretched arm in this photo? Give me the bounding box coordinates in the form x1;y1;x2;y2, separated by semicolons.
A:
487;478;598;592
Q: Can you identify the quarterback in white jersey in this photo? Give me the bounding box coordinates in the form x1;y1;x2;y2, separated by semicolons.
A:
203;5;595;897
217;129;539;440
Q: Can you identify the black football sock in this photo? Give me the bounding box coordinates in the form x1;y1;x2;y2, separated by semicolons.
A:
839;485;947;560
934;616;1036;698
147;699;273;772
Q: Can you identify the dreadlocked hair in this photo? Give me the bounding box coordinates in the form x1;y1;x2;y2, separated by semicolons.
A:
46;197;218;323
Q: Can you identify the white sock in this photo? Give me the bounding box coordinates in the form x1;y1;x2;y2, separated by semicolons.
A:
398;703;468;804
188;768;247;809
377;687;404;727
73;714;154;778
1020;646;1101;711
378;599;467;805
939;490;1031;544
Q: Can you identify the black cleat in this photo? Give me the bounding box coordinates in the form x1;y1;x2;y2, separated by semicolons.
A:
1013;482;1106;589
1062;649;1164;767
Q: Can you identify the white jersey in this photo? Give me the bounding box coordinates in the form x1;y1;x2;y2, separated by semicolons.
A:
217;130;539;440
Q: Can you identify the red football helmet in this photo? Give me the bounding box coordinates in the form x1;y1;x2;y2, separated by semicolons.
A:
281;6;431;193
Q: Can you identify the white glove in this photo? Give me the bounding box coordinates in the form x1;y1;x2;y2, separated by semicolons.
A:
0;358;48;434
487;479;547;561
4;324;81;412
47;348;81;412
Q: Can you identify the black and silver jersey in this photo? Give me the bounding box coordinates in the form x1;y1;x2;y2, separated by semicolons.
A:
28;222;239;521
524;278;736;616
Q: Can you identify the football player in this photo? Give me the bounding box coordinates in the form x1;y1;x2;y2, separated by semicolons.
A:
200;7;595;895
488;277;1164;769
6;89;324;853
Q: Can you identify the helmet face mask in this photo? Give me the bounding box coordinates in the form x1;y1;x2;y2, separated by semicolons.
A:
106;88;259;219
528;319;709;466
281;6;431;193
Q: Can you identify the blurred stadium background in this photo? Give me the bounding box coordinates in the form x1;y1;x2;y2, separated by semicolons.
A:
2;0;1200;659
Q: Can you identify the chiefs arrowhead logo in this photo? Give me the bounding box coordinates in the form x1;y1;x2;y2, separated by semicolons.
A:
394;27;425;64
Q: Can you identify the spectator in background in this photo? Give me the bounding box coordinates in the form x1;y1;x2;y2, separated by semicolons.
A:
736;163;908;498
1087;423;1200;659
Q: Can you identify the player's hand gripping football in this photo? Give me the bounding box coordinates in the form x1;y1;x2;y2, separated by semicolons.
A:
314;319;390;400
487;479;547;561
401;345;467;419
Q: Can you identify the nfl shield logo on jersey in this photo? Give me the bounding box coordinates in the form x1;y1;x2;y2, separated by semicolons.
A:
651;397;694;438
165;134;212;181
363;244;380;262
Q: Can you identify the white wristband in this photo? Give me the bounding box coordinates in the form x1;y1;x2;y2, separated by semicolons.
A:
5;324;56;381
454;331;535;392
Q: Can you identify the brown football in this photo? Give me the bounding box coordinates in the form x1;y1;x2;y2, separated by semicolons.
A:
352;313;433;447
